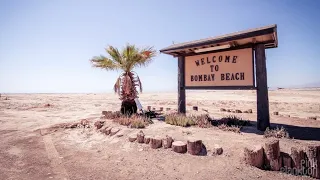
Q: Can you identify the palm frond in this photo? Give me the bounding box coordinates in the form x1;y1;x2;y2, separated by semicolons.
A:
135;47;157;68
114;76;121;95
136;74;143;93
90;55;119;70
105;46;123;66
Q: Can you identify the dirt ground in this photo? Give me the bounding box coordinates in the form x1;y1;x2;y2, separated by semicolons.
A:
1;89;320;180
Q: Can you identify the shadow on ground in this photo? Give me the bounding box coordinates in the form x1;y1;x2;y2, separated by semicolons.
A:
241;120;320;141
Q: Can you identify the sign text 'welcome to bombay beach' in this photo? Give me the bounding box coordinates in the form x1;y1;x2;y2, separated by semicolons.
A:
185;48;253;87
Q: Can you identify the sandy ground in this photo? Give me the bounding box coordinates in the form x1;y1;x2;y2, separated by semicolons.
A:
0;89;320;180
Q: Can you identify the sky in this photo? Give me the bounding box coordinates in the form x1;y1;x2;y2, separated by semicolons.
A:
0;0;320;93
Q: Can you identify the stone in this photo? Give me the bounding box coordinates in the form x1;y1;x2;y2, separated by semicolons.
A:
212;144;223;155
110;128;120;136
220;108;226;112
273;112;279;115
247;109;253;113
104;127;113;135
128;134;137;142
94;121;104;130
235;109;242;113
308;116;317;120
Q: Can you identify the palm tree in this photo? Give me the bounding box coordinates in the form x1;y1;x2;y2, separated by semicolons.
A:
90;44;156;115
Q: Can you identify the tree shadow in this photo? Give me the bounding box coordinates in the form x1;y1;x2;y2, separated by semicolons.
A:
241;120;320;141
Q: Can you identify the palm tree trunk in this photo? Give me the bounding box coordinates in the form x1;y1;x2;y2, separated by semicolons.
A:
120;72;138;115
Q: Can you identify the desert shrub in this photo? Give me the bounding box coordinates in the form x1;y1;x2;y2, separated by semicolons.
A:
264;126;290;138
103;111;122;119
165;113;195;127
211;115;250;133
218;115;250;127
217;124;241;133
130;118;147;128
114;116;131;126
112;114;150;128
190;114;212;128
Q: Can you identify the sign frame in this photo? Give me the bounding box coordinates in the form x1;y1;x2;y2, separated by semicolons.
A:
160;24;278;131
183;46;256;90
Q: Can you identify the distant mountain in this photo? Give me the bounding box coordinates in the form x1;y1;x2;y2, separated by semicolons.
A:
273;81;320;90
301;81;320;88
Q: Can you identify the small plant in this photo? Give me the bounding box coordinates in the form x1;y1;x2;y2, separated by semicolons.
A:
103;111;122;119
190;114;212;128
211;115;250;133
112;114;150;128
217;124;241;133
264;126;290;138
130;118;147;128
218;115;250;127
165;113;195;127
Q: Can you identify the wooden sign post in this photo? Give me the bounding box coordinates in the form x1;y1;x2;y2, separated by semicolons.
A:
161;25;278;131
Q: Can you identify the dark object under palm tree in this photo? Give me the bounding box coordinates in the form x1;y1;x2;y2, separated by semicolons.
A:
90;44;156;115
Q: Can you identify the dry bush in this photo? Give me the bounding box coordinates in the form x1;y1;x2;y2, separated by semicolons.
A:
103;111;122;119
190;114;212;128
217;124;241;133
113;114;149;128
217;115;250;127
165;113;195;127
264;126;290;138
211;115;250;133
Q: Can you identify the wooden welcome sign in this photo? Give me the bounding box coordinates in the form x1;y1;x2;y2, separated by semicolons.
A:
185;48;254;88
160;25;278;131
